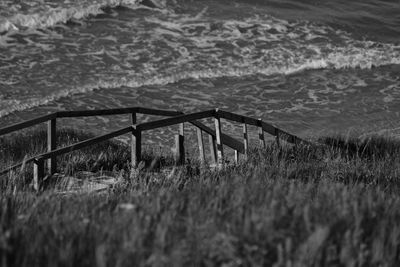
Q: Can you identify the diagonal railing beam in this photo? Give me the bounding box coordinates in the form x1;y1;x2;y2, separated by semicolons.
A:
0;107;308;179
0;113;57;136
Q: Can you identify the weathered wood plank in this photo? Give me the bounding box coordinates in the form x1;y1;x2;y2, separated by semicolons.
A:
258;119;266;148
260;121;277;136
276;128;281;147
208;134;217;164
243;123;249;156
234;150;239;164
130;113;142;168
56;108;138;118
175;134;185;165
175;123;185;165
137;110;215;131
136;107;182;117
197;128;206;164
47;119;57;174
214;111;224;166
131;127;141;167
190;121;245;154
218;110;291;141
33;157;45;191
131;112;137;125
0;113;57;136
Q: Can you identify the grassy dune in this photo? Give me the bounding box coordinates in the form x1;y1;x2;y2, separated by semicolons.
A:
1;129;400;266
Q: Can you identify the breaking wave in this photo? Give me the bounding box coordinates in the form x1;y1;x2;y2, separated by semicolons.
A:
0;0;164;33
1;47;399;118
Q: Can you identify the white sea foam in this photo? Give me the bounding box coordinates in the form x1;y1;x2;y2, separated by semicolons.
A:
0;48;399;118
0;0;142;33
1;3;400;118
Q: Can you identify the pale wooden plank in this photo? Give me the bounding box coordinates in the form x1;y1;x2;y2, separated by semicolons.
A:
131;127;141;167
175;123;185;165
197;128;206;164
258;119;266;148
208;134;217;164
214;111;224;166
33;157;45;191
190;121;245;154
47;119;57;174
234;150;239;164
243;123;249;156
175;134;185;165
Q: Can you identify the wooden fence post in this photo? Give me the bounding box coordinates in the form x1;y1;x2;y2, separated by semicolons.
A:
234;150;239;163
243;123;248;156
209;135;217;165
197;128;205;164
33;157;45;191
214;109;224;166
131;116;141;168
275;128;280;147
258;119;265;148
47;119;56;174
131;112;136;125
175;123;185;165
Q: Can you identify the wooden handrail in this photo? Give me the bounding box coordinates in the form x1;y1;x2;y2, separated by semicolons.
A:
0;107;183;136
135;107;182;117
189;120;245;153
0;126;133;175
0;113;57;136
56;107;182;118
0;107;307;190
137;110;215;131
36;126;133;160
56;108;138;118
218;110;260;126
218;110;306;145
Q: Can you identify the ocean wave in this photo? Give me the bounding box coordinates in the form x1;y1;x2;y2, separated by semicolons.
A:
0;0;163;33
1;48;399;118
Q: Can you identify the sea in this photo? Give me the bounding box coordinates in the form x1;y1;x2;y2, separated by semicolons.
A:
0;0;400;146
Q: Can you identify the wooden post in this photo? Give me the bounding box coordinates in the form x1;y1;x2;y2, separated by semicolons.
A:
258;119;265;148
209;134;217;164
214;110;224;166
47;119;56;174
33;157;45;191
131;113;141;168
275;128;280;147
131;112;136;125
234;150;239;164
243;123;248;156
175;123;185;165
197;128;206;164
131;128;141;168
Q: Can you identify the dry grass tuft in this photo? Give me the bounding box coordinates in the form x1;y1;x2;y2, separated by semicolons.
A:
1;129;400;266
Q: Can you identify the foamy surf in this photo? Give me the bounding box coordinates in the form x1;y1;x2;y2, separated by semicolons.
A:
1;46;399;119
0;0;167;33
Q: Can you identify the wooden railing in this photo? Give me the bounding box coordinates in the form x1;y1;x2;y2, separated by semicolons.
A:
0;107;307;190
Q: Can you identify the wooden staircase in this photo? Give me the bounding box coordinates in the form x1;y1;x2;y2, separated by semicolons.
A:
0;107;308;190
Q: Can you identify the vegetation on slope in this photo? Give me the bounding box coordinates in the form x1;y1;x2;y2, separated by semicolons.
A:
1;129;400;266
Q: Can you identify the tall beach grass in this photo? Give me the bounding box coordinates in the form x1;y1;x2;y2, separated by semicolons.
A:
1;129;400;266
